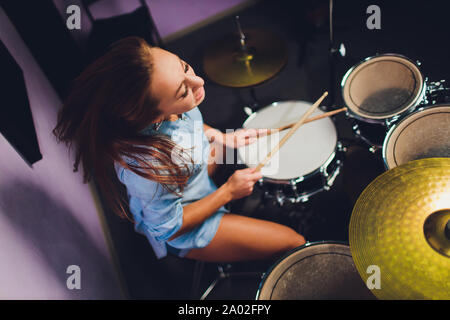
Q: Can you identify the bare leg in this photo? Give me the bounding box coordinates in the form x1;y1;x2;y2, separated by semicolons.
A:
185;213;306;262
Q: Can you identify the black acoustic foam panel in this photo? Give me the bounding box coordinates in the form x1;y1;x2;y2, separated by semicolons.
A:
0;40;42;166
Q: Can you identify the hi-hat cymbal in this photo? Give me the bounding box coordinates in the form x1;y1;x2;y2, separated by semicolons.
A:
203;28;287;88
349;158;450;300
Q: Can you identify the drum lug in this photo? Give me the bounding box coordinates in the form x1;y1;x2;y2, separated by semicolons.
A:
369;145;380;154
243;106;254;116
326;165;341;188
416;60;422;66
290;183;301;203
345;110;351;118
352;124;362;138
422;77;430;105
258;178;264;186
385;116;398;127
337;141;347;153
290;181;297;190
275;190;285;206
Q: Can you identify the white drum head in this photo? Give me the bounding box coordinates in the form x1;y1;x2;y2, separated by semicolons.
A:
383;105;450;169
237;101;338;180
342;54;424;120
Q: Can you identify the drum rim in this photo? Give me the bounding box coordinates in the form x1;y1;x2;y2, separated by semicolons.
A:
255;240;349;300
239;100;338;182
263;146;340;185
382;104;450;170
341;53;426;121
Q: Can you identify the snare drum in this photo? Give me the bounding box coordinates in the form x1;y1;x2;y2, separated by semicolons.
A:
256;242;375;300
342;54;426;149
237;101;344;205
383;104;450;169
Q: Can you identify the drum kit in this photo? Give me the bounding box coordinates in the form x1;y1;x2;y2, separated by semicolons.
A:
202;21;450;299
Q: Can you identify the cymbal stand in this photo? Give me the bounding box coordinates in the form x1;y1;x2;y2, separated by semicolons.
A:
234;16;261;116
328;0;346;109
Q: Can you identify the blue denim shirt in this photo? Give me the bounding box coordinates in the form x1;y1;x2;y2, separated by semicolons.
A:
114;107;227;259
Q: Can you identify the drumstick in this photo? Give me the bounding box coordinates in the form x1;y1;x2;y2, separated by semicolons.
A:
255;92;328;171
263;107;347;136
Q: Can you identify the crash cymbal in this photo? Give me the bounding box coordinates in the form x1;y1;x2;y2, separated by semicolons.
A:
349;158;450;300
203;28;287;88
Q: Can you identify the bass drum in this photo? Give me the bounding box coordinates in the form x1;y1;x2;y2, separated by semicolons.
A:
383;104;450;169
256;242;375;300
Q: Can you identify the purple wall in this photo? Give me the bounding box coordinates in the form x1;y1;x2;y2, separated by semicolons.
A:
90;0;248;38
54;0;251;50
0;7;124;299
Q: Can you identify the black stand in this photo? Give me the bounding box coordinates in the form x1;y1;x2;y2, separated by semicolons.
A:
190;261;263;300
328;0;346;109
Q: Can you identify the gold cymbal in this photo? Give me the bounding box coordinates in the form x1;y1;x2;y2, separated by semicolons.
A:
203;28;287;88
349;158;450;300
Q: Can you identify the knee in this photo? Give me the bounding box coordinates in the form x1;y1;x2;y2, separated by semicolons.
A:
292;233;306;249
284;227;306;250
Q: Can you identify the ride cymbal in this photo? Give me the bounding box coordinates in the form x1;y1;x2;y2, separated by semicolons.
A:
349;158;450;300
203;28;287;88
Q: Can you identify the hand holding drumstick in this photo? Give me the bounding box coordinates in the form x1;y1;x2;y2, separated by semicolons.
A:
256;107;347;137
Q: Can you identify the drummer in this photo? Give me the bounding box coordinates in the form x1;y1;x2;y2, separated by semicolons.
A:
53;37;305;262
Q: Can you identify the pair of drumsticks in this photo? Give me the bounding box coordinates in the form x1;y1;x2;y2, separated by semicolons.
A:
255;92;346;171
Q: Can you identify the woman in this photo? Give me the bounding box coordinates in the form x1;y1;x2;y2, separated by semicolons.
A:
54;37;305;262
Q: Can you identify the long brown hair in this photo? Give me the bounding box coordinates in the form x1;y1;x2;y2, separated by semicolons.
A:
53;37;192;221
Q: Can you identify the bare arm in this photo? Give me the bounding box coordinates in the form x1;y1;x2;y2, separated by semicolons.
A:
169;184;232;241
203;123;214;132
203;123;268;148
203;123;222;141
169;168;262;241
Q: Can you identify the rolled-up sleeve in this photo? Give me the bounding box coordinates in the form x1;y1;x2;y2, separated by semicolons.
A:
121;168;184;243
